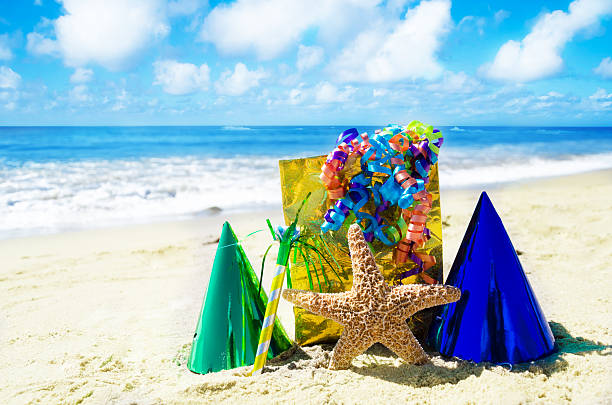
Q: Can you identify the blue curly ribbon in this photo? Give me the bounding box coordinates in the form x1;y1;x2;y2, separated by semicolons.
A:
321;123;443;247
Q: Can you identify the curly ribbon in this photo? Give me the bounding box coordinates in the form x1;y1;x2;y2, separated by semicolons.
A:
320;122;443;284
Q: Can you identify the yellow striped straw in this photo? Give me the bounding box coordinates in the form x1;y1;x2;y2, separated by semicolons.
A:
251;195;309;376
250;261;287;375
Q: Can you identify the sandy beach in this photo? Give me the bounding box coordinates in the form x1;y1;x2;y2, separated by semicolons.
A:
1;170;611;404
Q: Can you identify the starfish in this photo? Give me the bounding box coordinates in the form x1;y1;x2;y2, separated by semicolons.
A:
283;224;461;369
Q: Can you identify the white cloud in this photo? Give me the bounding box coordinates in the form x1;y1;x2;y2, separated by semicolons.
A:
315;81;356;103
34;0;43;5
372;88;389;97
594;57;612;78
112;89;129;111
426;71;481;93
288;87;305;105
26;32;60;57
0;89;18;111
587;88;612;110
200;0;381;60
153;59;210;95
215;63;267;96
0;66;21;89
296;45;324;71
201;0;304;59
483;0;612;82
494;9;510;24
201;0;313;59
27;0;169;70
589;88;612;100
458;15;486;35
0;34;13;60
69;84;91;103
329;0;451;83
168;0;204;17
70;67;94;83
284;81;357;105
537;91;564;100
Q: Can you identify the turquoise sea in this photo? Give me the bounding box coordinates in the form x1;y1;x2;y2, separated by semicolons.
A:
1;125;611;238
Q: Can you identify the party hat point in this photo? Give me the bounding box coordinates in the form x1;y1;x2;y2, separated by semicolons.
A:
428;192;555;364
187;222;291;374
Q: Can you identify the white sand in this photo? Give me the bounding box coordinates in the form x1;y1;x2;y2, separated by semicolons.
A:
1;171;611;404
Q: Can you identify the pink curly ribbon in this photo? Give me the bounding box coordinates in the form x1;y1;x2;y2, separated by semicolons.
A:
319;123;443;284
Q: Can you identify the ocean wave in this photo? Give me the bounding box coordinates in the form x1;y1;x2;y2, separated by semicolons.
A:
534;129;563;135
450;126;465;132
0;156;282;238
222;126;252;131
439;152;612;188
2;150;612;238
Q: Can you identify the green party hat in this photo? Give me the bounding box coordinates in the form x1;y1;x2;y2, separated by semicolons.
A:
187;222;292;374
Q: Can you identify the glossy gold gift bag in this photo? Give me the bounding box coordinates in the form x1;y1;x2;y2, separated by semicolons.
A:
279;155;443;346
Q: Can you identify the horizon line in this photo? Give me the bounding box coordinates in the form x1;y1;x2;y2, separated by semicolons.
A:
1;124;612;128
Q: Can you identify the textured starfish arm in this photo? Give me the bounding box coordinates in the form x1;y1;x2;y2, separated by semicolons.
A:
347;224;389;293
378;322;429;365
282;289;353;323
329;326;375;370
393;284;461;315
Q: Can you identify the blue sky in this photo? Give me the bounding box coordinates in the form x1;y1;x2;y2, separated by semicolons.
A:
0;0;611;125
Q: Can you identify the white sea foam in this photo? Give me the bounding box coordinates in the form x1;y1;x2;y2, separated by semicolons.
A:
0;156;281;238
2;152;612;238
222;126;252;131
439;152;612;188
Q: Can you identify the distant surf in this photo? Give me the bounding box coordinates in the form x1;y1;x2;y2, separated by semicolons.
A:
222;126;252;131
1;125;611;238
0;156;282;238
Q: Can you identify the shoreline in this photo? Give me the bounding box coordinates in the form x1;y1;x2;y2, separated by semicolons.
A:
2;168;611;243
1;168;611;403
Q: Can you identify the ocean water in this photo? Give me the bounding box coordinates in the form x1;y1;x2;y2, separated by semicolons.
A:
1;125;611;238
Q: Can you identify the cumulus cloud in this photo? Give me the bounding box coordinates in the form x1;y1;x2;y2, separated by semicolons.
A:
153;59;210;95
70;67;94;83
372;88;389;97
315;81;356;103
594;57;612;78
26;32;60;57
0;89;19;111
0;34;13;60
215;63;267;96
483;0;612;82
69;84;92;103
111;89;130;111
296;45;324;71
0;66;21;89
199;0;381;60
288;86;306;105
587;88;612;110
285;81;356;104
426;71;481;93
201;0;310;59
26;0;169;70
329;0;451;83
168;0;204;17
589;88;612;100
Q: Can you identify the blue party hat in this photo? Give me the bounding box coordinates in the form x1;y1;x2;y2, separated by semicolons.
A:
428;192;555;364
